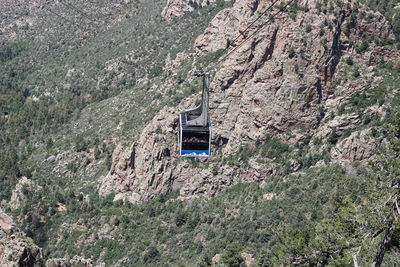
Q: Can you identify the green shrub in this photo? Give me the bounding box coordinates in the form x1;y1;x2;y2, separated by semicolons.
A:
355;40;369;54
46;138;54;150
175;212;187;227
327;127;339;145
259;137;290;160
94;147;101;160
220;243;245;266
0;41;28;63
345;57;354;66
75;135;89;152
319;27;325;36
155;125;162;134
0;177;16;201
353;68;361;78
143;246;160;262
288;47;296;58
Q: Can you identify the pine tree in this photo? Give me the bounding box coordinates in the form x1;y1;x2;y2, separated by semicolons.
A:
364;113;400;266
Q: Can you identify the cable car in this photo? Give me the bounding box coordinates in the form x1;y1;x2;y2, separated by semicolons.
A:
178;71;211;157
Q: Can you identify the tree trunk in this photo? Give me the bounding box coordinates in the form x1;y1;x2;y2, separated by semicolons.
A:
371;220;396;267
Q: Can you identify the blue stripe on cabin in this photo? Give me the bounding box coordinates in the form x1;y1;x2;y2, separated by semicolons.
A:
180;150;210;156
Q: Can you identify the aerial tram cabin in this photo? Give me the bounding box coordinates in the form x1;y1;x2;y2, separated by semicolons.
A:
178;71;211;157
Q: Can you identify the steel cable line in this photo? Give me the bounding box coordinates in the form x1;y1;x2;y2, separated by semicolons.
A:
58;1;90;18
38;7;104;48
45;7;80;27
41;0;108;31
228;0;281;47
59;0;127;21
208;0;299;71
37;0;137;43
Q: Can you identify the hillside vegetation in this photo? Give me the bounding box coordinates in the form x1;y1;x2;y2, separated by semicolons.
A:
0;0;231;201
0;0;400;266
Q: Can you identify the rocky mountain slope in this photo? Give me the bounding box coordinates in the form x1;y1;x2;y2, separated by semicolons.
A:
1;0;400;265
99;0;400;204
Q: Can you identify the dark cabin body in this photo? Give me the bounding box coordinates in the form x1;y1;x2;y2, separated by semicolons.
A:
178;71;212;157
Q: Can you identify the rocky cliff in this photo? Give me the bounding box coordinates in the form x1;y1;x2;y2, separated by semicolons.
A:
0;208;43;267
99;0;400;203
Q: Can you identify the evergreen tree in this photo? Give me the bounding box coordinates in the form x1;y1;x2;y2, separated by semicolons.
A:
360;113;400;266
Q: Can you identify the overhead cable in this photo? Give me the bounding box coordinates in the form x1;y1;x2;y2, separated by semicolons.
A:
228;0;281;47
209;0;299;70
58;0;93;20
45;7;79;26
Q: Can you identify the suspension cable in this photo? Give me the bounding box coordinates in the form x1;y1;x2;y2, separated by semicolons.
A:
45;8;80;26
58;0;94;21
208;0;299;71
228;0;281;47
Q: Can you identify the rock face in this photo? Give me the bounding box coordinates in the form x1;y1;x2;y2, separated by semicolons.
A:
100;0;400;202
9;177;40;210
331;128;384;162
194;0;268;54
46;256;94;267
0;208;43;267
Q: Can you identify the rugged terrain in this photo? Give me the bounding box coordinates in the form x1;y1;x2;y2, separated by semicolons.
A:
100;0;400;203
1;0;400;266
